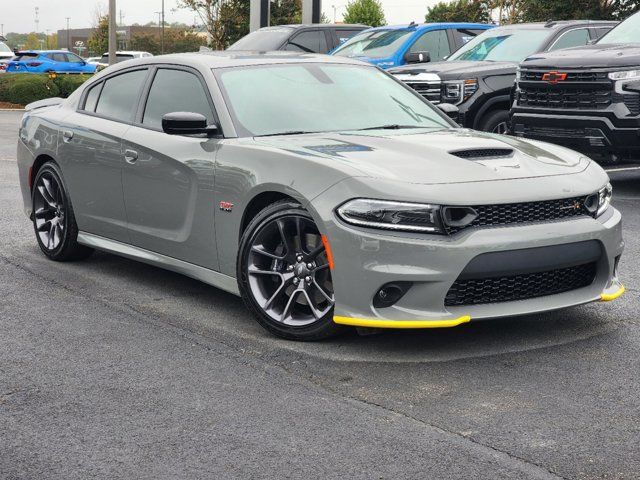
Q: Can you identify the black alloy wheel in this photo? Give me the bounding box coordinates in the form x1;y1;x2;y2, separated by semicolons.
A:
31;162;93;261
238;201;341;341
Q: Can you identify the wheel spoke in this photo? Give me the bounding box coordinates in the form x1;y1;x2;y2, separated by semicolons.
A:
47;223;55;249
312;279;334;303
280;289;300;322
38;185;57;208
301;289;323;320
251;245;284;260
314;263;330;272
264;278;290;310
277;219;297;257
248;266;281;277
307;243;325;260
37;219;52;232
35;207;53;219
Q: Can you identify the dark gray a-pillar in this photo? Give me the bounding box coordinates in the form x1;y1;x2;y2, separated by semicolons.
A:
302;0;322;23
250;0;270;32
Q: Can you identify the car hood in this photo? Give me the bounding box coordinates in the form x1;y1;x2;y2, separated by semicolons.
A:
389;60;516;80
522;43;640;69
250;129;589;185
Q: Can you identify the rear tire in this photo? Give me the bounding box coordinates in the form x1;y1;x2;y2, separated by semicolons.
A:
480;109;510;134
237;200;342;341
31;162;93;261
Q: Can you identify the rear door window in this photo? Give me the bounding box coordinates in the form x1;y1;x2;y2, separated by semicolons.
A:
285;30;327;53
95;69;148;122
52;53;67;62
451;28;485;50
594;27;613;39
549;28;590;51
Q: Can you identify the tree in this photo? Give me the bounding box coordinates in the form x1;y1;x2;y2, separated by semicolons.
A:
518;0;640;21
343;0;386;26
177;0;229;49
24;33;41;50
46;32;58;50
88;15;109;56
425;0;490;23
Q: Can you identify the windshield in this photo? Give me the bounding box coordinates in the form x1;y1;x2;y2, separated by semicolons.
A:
215;63;451;137
332;29;414;58
228;28;294;51
448;28;550;62
0;42;12;53
598;12;640;45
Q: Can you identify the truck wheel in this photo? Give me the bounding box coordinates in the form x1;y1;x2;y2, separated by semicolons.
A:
480;110;510;135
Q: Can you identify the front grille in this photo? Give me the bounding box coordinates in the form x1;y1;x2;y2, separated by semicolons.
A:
518;125;587;138
444;262;597;306
520;70;608;82
443;196;596;235
518;86;612;109
404;81;441;104
450;148;514;160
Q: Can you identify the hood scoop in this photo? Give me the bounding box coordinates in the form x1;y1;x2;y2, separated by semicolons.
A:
450;148;514;160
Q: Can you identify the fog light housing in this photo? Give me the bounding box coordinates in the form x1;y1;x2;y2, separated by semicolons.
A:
373;282;412;308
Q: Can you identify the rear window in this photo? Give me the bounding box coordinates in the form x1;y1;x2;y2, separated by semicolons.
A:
95;69;148;122
332;29;414;59
13;52;39;61
228;28;294;51
100;54;135;64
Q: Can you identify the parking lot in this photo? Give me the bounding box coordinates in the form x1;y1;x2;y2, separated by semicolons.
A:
1;109;639;478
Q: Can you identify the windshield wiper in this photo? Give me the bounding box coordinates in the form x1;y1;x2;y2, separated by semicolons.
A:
358;124;426;131
255;130;316;137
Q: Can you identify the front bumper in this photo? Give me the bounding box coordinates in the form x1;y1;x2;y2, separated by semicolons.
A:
511;111;640;158
320;204;624;329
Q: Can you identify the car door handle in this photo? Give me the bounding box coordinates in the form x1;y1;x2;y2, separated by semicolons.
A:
124;149;138;164
62;130;73;142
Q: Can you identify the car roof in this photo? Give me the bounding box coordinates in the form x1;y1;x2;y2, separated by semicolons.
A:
490;20;618;31
365;22;492;32
96;51;368;74
260;23;368;30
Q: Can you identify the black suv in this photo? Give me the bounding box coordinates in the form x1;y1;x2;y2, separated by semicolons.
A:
389;21;616;133
511;12;640;163
227;24;368;54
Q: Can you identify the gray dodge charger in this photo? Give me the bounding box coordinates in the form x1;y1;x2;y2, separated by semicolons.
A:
16;52;624;340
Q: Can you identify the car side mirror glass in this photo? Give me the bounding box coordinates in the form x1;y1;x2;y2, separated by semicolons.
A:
162;112;218;136
405;51;431;64
436;103;460;123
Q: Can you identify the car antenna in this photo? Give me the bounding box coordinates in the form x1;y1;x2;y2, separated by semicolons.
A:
544;19;556;28
408;21;416;27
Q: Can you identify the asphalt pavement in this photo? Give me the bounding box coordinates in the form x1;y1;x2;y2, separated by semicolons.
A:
1;110;639;479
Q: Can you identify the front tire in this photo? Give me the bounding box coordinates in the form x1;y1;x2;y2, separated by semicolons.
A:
480;109;509;134
32;162;93;261
237;201;341;341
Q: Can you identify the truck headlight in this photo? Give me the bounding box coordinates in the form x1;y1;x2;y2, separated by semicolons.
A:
608;70;640;81
441;79;478;105
597;182;613;217
337;199;444;233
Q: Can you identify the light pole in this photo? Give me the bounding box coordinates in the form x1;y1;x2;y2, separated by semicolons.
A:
108;0;116;64
65;17;70;51
161;0;165;55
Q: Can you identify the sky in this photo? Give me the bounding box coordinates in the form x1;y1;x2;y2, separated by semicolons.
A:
1;0;436;35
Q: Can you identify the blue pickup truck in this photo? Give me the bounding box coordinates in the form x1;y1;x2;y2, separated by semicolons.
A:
330;22;494;69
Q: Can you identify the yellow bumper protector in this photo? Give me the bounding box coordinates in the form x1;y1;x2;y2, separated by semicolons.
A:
600;285;625;302
333;315;471;329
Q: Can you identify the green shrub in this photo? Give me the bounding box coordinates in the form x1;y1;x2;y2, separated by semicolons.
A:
53;74;92;98
0;73;94;105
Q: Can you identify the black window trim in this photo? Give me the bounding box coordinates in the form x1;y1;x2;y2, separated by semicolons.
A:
134;64;223;137
76;66;151;125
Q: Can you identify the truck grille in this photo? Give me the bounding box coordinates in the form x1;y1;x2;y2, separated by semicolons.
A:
443;196;596;235
444;262;597;306
517;86;612;110
520;70;608;82
403;81;441;104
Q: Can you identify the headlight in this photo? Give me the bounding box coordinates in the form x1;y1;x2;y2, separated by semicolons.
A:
441;79;478;105
336;199;444;233
516;66;521;82
597;182;613;217
608;70;640;81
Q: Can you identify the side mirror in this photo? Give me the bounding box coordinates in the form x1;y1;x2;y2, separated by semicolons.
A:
437;103;460;123
405;51;431;64
162;112;218;136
